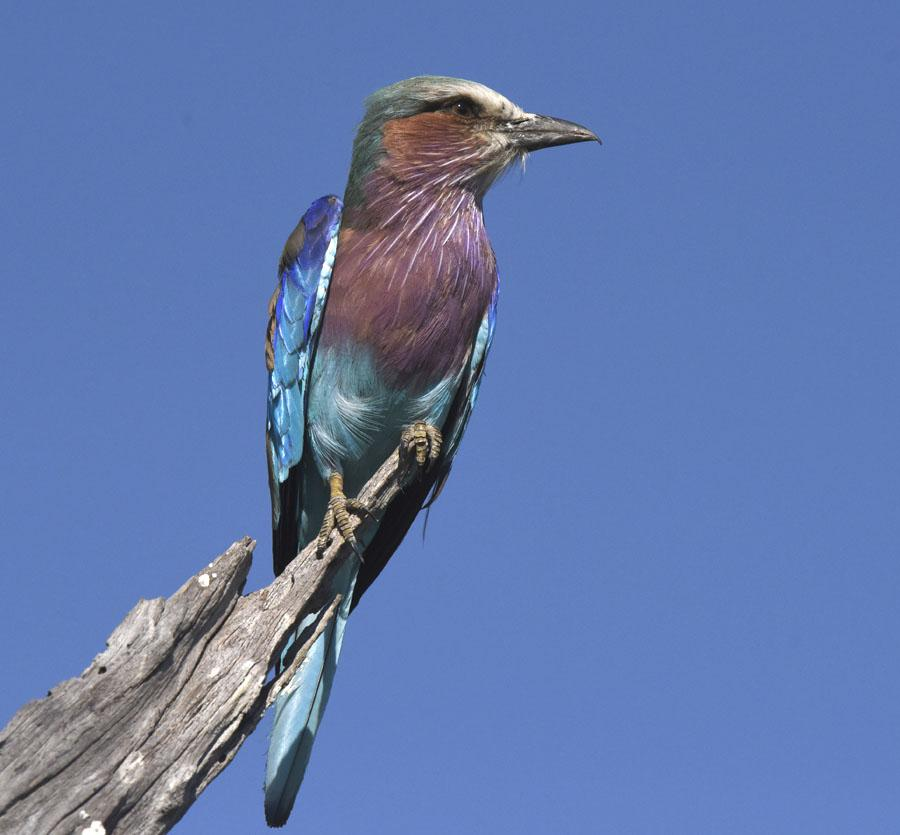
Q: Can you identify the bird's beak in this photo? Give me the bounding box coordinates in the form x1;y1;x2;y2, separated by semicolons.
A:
501;113;601;151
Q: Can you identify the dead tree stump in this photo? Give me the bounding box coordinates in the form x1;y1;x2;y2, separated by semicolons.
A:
0;450;406;835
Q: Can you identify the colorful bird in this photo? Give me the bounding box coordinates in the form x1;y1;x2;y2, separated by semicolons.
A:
264;76;598;826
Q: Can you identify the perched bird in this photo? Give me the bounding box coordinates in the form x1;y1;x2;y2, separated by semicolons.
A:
264;75;597;826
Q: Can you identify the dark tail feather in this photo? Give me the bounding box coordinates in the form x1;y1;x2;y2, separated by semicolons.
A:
350;472;438;610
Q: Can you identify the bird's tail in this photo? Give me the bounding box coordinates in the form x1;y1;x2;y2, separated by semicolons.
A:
264;558;358;827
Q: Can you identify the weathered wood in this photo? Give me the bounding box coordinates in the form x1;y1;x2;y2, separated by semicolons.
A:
0;450;407;835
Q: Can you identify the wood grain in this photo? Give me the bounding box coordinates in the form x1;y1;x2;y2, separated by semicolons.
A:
0;450;407;835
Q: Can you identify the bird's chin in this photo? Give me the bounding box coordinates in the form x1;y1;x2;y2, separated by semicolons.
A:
469;146;527;199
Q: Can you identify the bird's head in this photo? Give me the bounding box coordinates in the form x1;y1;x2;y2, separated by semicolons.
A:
344;76;598;222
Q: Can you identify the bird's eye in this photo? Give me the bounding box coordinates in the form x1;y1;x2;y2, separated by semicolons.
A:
443;97;479;118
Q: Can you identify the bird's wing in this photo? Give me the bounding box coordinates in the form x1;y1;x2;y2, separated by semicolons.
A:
441;282;499;462
351;285;499;609
266;195;343;575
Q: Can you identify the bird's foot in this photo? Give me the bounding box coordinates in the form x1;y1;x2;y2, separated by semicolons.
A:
316;472;368;557
400;422;442;474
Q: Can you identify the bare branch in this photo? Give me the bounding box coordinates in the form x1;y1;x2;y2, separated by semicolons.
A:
0;449;407;835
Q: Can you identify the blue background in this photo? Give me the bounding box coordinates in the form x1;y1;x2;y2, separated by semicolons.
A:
2;2;899;833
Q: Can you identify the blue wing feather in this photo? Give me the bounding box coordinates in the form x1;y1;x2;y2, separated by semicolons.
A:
264;195;349;826
266;196;342;541
442;281;499;460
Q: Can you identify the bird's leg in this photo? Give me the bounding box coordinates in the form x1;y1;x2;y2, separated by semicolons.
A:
400;422;442;473
316;472;368;557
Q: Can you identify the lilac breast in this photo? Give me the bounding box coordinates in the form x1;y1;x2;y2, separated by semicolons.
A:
319;196;498;392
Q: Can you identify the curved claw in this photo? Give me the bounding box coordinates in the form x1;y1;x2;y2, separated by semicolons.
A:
315;473;368;560
401;422;443;472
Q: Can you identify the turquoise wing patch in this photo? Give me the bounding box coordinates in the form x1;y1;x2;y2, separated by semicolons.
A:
443;283;499;460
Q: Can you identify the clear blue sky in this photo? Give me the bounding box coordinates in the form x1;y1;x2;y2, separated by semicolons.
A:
2;2;899;833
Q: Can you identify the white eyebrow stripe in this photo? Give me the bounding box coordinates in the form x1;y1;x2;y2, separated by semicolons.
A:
425;79;525;121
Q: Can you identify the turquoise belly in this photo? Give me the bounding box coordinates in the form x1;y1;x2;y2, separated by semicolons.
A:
298;344;460;548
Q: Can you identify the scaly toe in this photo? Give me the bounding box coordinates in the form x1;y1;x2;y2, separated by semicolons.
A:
330;496;357;547
401;422;443;473
424;425;442;465
315;481;369;558
316;507;336;556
